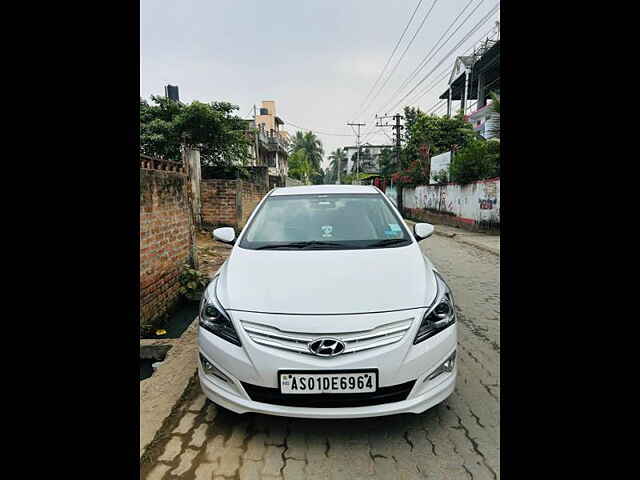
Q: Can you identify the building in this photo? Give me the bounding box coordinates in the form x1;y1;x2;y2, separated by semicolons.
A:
251;101;290;179
341;144;390;176
439;21;500;137
467;104;498;139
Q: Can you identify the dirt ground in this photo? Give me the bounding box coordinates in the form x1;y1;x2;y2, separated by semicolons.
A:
196;230;233;279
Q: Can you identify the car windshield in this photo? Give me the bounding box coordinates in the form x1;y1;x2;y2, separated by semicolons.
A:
239;193;412;250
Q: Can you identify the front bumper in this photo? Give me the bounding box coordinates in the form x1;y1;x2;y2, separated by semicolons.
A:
197;308;457;419
198;364;455;418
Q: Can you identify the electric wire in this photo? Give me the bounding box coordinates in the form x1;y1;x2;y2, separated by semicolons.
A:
376;0;484;115
385;3;500;113
350;0;425;122
356;0;441;122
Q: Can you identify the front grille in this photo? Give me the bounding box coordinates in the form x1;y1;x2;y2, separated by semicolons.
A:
240;318;413;356
241;380;416;408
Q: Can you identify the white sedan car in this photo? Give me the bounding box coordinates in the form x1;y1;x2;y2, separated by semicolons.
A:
198;184;456;418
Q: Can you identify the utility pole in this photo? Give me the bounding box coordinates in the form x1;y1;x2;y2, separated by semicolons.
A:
335;152;341;185
376;113;404;212
253;105;261;166
346;122;366;185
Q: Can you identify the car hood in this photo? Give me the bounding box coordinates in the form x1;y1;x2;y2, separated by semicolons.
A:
215;244;437;314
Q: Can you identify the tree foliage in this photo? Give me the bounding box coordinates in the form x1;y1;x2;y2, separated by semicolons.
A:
403;106;474;163
288;131;324;171
327;148;347;184
449;139;500;184
378;148;398;178
432;169;449;184
288;150;315;184
140;95;249;166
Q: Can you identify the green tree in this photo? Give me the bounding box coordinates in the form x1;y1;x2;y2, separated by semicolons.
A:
402;106;474;164
378;147;398;177
328;148;347;184
140;95;249;166
449;138;500;184
289;131;324;171
432;169;449;184
288;150;315;184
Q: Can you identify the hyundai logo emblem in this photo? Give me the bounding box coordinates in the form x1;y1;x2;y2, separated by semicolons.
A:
308;338;346;357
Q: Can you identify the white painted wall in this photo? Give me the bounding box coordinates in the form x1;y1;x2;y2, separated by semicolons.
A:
403;178;500;225
385;185;398;207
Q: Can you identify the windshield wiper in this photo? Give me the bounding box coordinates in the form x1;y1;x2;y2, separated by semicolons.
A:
255;241;353;250
364;238;411;248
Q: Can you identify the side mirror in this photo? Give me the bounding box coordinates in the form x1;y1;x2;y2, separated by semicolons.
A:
213;227;236;245
414;223;434;240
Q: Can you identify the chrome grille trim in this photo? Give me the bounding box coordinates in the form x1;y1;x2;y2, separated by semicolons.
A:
241;319;413;356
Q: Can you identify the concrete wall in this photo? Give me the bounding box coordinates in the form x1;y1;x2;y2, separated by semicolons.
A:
385;185;398;207
403;178;500;232
140;165;196;328
201;179;268;230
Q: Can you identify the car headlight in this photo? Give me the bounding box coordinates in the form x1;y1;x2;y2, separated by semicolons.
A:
414;271;456;344
199;276;242;347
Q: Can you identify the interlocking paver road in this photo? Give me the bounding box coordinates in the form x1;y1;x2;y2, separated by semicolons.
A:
142;233;500;480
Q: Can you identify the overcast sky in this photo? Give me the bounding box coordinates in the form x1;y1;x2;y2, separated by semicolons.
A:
141;0;499;169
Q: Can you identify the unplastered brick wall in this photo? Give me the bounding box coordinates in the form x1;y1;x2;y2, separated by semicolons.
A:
201;179;268;229
240;180;267;227
140;168;195;328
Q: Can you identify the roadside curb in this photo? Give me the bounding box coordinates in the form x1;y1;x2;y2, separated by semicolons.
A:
140;320;199;459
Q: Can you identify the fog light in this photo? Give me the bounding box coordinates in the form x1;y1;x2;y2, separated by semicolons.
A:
442;351;456;372
425;351;456;382
199;353;229;383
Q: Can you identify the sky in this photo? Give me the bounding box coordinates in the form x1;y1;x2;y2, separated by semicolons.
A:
141;0;499;170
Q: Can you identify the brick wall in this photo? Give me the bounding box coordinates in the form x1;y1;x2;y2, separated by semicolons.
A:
140;167;195;328
240;180;267;227
201;179;268;230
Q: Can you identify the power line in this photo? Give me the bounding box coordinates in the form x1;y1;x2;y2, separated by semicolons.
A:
376;0;483;115
346;122;366;183
350;0;425;122
359;13;498;141
386;2;500;113
284;121;353;137
408;27;499;108
357;0;441;122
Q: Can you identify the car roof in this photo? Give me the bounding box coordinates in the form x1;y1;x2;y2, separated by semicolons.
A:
270;185;379;196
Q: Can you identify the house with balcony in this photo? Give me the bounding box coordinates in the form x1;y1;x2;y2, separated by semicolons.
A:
439;21;500;135
245;101;290;181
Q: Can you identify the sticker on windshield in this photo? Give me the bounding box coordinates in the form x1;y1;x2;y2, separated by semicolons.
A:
321;225;333;238
384;223;403;237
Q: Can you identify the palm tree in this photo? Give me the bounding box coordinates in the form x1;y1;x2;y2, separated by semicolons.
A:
328;148;347;184
289;131;324;171
288;149;314;185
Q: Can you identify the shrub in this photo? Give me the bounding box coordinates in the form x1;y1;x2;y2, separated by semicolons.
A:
178;264;209;301
432;169;449;184
449;139;499;184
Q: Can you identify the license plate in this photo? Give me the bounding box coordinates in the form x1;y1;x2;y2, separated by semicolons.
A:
279;370;377;394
